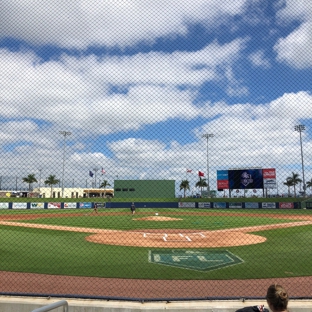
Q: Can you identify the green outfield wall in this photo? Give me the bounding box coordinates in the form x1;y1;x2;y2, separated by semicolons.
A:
114;180;175;198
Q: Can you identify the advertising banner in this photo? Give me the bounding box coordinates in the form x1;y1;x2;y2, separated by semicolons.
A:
79;202;92;208
213;202;226;208
217;170;229;190
245;202;259;209
198;202;211;208
217;170;229;180
263;168;276;179
263;179;277;189
0;203;9;209
229;169;264;190
31;202;45;209
217;180;229;190
279;202;294;209
262;202;276;209
64;202;77;209
12;203;27;209
48;202;61;209
96;202;106;208
263;168;276;189
178;202;196;208
229;202;242;208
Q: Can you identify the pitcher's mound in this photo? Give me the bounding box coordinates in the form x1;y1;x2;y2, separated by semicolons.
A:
133;216;182;221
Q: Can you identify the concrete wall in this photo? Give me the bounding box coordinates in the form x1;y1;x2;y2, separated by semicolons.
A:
1;297;312;312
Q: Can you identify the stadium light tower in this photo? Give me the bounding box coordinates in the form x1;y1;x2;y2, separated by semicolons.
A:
202;133;214;196
59;131;72;198
294;125;306;197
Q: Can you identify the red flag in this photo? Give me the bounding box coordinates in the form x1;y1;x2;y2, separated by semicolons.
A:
198;171;205;177
186;169;192;173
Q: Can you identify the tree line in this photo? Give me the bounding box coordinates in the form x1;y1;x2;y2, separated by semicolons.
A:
22;174;111;196
179;173;312;198
283;172;312;197
179;177;207;198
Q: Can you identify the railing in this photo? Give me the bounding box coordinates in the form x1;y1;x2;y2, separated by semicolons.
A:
31;300;68;312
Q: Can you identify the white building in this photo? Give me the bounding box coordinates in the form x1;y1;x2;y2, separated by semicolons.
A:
32;187;114;198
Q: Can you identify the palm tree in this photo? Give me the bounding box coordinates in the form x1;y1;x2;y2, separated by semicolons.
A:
283;178;294;197
22;174;38;192
306;178;312;195
179;180;190;198
286;172;302;197
99;180;111;198
195;177;207;196
44;175;60;198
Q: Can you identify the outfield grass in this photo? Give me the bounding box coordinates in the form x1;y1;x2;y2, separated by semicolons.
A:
14;208;300;231
0;208;312;280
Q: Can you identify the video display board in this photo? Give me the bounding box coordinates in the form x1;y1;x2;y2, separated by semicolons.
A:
217;168;276;190
229;169;264;190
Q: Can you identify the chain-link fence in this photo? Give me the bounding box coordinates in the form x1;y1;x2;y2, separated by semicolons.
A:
0;0;312;301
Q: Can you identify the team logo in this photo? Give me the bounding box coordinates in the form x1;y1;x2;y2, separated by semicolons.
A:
241;172;253;187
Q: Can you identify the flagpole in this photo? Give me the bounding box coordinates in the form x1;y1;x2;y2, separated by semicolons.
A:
93;167;99;189
59;131;71;198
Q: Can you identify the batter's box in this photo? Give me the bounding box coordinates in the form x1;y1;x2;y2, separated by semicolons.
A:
143;233;165;238
163;234;192;242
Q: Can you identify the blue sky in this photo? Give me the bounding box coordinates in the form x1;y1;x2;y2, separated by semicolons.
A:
0;0;311;195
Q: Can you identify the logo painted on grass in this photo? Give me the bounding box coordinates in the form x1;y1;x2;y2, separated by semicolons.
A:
149;250;243;271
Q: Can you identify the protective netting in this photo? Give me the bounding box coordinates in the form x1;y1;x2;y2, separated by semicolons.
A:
0;0;312;301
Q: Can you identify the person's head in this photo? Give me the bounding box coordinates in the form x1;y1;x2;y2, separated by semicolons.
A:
266;284;289;312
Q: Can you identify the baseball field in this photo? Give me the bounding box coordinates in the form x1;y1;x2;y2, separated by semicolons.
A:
1;207;312;298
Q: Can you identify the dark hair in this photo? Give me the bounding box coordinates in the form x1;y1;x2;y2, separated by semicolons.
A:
266;284;289;311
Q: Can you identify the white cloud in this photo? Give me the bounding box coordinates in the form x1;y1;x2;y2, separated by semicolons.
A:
249;50;270;68
0;39;245;136
0;0;247;48
0;91;311;192
274;1;312;68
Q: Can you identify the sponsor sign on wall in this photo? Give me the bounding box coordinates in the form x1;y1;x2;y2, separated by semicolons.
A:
262;202;276;209
279;202;294;209
48;202;61;209
64;202;77;209
31;202;45;209
0;203;9;209
198;202;211;208
79;202;92;208
229;202;242;208
245;202;259;209
12;203;28;209
178;202;196;208
96;202;106;208
213;202;226;208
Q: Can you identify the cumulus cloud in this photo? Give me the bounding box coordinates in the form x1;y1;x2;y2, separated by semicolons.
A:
249;50;271;68
274;0;312;68
0;38;245;137
0;0;247;48
1;90;311;193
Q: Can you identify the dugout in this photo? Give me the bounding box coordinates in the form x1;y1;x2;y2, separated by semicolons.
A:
114;180;175;198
